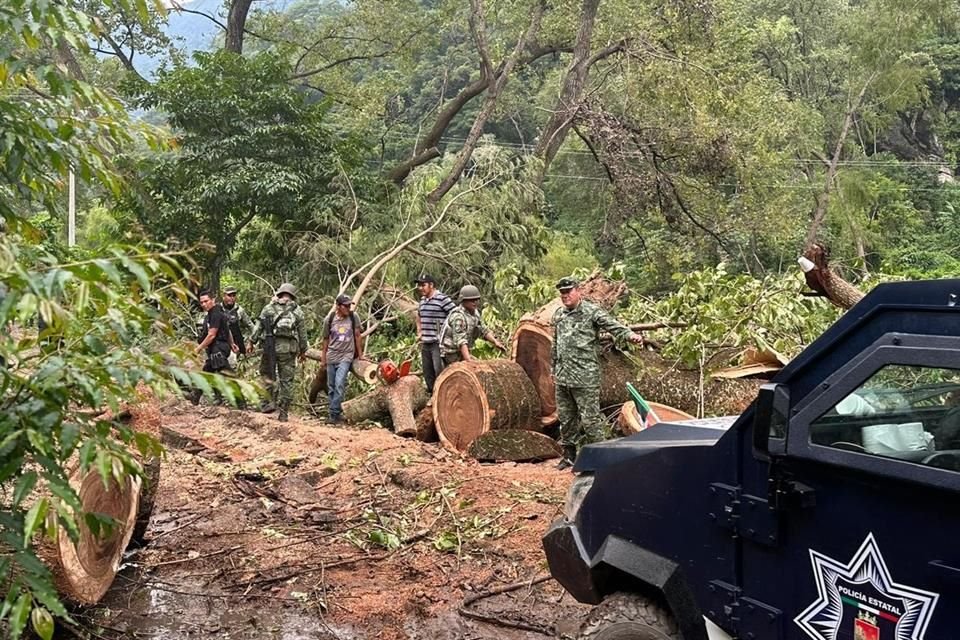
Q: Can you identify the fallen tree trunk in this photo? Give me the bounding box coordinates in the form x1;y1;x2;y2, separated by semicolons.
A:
433;359;542;453
39;462;142;604
511;271;628;424
629;351;762;417
341;375;427;436
307;357;378;404
467;430;562;462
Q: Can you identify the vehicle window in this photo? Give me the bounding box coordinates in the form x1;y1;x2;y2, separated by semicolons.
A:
809;365;960;471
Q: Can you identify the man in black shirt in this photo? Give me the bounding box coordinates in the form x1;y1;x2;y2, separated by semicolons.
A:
189;291;236;405
195;290;235;372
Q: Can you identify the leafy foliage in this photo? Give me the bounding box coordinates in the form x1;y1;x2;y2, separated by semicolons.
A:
128;49;362;290
647;266;842;367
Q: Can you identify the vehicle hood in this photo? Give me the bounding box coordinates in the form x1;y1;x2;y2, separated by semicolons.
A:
573;416;738;472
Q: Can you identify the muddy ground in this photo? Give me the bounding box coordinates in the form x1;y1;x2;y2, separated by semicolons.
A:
71;398;592;639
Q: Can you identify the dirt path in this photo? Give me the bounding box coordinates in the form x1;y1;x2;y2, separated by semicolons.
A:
74;400;591;639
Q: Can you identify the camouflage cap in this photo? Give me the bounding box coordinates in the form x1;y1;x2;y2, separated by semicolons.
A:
555;277;579;292
223;286;238;295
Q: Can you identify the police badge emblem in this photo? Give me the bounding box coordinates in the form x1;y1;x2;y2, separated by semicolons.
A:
795;534;939;640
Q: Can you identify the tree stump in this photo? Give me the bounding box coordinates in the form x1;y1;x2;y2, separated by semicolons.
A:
432;359;542;453
341;375;427;436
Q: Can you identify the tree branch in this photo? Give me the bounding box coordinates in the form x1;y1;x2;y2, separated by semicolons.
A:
425;0;545;206
225;0;254;54
351;178;495;305
387;42;570;185
533;0;603;177
804;72;877;247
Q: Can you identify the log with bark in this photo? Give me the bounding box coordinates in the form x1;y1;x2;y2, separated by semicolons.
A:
341;375;427;437
629;350;762;417
467;430;562;462
800;243;865;310
511;271;628;424
432;359;542;453
415;406;438;443
39;462;142;604
307;356;379;404
616;400;696;436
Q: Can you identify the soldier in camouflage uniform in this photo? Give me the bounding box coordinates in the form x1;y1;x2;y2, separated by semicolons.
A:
551;276;643;468
439;285;505;365
221;286;254;357
250;283;308;422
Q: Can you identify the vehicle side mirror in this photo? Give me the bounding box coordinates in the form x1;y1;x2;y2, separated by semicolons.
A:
753;383;789;458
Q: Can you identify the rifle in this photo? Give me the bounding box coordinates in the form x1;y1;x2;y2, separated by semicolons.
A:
259;314;278;382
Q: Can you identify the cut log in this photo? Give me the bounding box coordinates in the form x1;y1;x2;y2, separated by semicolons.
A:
617;401;696;436
308;358;379;404
40;462;142;604
511;272;629;424
341;375;428;436
351;358;378;384
467;430;562;462
432;359;542;453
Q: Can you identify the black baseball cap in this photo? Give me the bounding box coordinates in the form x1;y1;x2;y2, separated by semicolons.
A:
556;277;579;292
414;274;435;284
336;294;353;306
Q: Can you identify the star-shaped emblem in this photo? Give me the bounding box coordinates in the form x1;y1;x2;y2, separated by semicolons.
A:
795;533;939;640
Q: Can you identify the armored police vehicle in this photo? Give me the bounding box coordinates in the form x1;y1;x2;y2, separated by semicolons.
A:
544;280;960;640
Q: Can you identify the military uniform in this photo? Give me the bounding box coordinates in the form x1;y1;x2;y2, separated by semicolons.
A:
251;289;308;420
551;289;634;453
439;305;489;365
222;302;254;354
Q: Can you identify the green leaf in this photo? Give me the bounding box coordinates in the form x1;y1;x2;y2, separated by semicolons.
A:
8;592;31;639
23;499;49;545
120;256;151;291
12;472;37;508
30;606;54;640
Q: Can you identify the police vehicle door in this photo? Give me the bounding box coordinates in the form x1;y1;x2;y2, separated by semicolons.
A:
747;333;960;640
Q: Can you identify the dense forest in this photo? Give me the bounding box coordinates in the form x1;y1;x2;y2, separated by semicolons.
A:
2;0;960;635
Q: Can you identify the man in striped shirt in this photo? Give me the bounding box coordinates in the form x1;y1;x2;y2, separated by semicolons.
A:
415;274;456;397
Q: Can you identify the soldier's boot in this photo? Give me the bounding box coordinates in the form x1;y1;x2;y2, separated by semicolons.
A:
188;388;202;406
260;400;276;414
556;445;577;470
278;407;289;422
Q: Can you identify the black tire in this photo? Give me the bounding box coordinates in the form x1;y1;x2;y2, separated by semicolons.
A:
130;455;161;546
579;593;681;640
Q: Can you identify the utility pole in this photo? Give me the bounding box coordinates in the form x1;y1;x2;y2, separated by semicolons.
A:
68;168;76;247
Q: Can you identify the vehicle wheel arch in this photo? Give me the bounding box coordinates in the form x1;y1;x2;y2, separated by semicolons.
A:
590;536;709;640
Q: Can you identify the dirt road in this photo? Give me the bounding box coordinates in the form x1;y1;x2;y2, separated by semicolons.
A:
74;400;591;639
